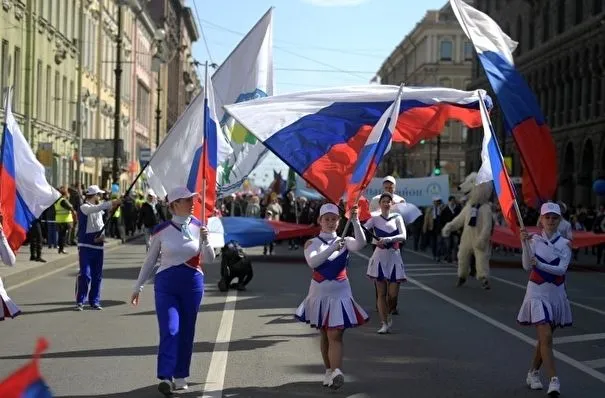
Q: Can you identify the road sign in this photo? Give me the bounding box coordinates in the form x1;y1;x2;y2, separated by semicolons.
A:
82;139;124;160
139;147;151;162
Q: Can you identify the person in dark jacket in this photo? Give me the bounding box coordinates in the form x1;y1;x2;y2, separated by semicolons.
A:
440;196;462;263
138;190;165;251
28;218;46;262
68;184;82;245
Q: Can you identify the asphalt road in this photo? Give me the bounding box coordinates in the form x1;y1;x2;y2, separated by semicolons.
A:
1;238;604;398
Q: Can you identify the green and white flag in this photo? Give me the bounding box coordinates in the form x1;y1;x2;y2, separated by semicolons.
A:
213;8;274;195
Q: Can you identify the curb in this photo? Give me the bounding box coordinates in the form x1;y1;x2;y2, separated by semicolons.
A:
3;234;143;287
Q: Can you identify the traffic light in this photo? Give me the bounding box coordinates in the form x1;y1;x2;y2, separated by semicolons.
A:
433;166;441;176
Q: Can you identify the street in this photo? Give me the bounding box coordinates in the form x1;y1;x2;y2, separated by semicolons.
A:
1;238;605;398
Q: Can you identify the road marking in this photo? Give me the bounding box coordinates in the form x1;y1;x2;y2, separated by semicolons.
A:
584;358;605;369
6;245;122;292
554;333;605;344
202;290;238;398
404;248;605;317
354;252;605;384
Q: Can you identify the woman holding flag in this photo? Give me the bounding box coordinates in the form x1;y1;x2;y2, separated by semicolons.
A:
518;202;572;396
0;213;20;320
363;192;407;334
295;203;368;390
130;187;215;396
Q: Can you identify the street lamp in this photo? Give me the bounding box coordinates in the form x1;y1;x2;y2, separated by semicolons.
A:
153;28;166;149
112;4;124;184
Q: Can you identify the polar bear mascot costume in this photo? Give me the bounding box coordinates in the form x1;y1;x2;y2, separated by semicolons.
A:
442;172;493;290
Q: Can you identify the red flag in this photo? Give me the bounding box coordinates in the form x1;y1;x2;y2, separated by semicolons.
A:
345;195;371;222
0;338;54;397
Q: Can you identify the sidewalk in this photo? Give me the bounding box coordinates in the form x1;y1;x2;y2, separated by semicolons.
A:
0;234;142;287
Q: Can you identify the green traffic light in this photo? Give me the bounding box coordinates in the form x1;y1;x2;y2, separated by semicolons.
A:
420;139;426;144
434;167;441;176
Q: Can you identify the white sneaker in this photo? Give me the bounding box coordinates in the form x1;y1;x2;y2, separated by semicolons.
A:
387;316;393;329
173;378;188;390
525;370;543;390
377;323;389;334
322;369;333;386
547;376;560;396
328;368;344;390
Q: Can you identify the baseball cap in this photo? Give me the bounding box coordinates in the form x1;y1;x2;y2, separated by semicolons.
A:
540;202;561;216
432;195;442;202
85;185;104;196
167;187;198;205
147;189;156;197
319;203;339;217
382;176;396;185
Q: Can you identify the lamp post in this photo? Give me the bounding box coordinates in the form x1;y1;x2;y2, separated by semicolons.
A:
112;5;123;184
153;28;166;149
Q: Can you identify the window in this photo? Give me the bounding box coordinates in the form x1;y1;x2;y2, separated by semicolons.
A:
516;16;523;55
71;0;77;39
557;0;566;34
38;0;44;18
596;0;603;15
69;80;74;131
46;66;51;122
542;8;550;42
463;42;473;61
55;71;60;125
575;0;583;24
439;77;452;88
63;76;68;129
136;81;150;128
55;0;61;30
528;19;535;50
0;40;7;109
13;47;21;112
36;60;42;119
440;40;453;61
63;0;69;34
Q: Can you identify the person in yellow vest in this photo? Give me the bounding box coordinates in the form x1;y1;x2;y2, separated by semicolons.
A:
55;186;77;255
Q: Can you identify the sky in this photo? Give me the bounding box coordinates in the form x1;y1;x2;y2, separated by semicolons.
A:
186;0;452;187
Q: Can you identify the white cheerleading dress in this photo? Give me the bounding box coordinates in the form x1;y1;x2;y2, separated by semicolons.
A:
517;231;572;328
295;218;369;329
364;213;407;282
0;229;21;320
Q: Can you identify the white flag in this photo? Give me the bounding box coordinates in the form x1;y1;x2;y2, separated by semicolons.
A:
213;8;274;195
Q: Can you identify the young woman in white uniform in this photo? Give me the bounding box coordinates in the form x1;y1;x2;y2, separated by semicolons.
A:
295;203;368;390
0;214;20;320
363;192;406;334
518;202;572;397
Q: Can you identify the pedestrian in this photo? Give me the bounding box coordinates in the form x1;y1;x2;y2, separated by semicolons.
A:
0;212;21;320
295;203;368;390
518;202;572;396
55;186;76;254
75;185;121;311
137;189;164;251
130;187;215;396
28;218;46;262
363;192;407;334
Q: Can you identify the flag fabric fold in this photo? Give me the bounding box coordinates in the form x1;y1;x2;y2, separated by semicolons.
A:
476;93;519;232
346;86;403;208
0;92;60;252
224;85;490;203
214;8;274;195
0;338;54;398
145;75;231;220
449;0;557;207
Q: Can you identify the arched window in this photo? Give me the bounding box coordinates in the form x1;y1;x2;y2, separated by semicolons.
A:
516;15;523;55
440;40;453;61
557;0;566;34
542;8;550;42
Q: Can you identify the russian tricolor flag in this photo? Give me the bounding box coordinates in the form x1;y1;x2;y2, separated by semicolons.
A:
450;0;557;207
0;338;54;397
187;65;220;223
224;85;491;204
0;91;60;252
476;93;519;232
346;86;403;206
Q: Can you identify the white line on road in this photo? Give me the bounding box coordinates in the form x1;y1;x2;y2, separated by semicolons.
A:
584;358;605;369
405;248;605;317
353;252;605;385
554;333;605;344
406;272;458;277
201;290;238;398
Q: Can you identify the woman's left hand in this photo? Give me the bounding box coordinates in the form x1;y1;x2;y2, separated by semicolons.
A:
349;205;358;219
200;226;209;241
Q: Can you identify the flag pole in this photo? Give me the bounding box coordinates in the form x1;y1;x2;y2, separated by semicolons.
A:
201;60;209;224
0;88;8;203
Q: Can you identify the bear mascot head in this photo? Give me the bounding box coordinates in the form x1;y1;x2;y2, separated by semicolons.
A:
458;172;493;206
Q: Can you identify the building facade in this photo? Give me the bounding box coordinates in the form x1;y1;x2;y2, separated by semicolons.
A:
1;0;81;188
466;0;605;207
376;2;474;186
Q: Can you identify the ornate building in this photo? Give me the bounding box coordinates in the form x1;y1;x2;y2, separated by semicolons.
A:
376;1;474;186
466;0;605;207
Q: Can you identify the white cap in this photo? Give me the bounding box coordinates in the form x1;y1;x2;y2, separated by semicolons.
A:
540;202;561;216
319;203;339;217
432;195;442;202
146;189;156;197
382;176;396;185
167;187;198;205
85;185;104;196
